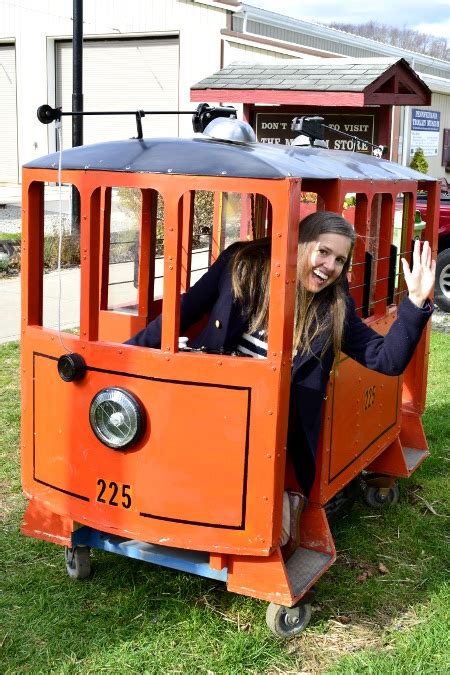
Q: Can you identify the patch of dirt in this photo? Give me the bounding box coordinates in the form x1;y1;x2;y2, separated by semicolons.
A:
286;617;386;674
269;605;427;674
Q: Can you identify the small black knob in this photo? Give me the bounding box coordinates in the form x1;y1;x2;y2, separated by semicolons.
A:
57;353;87;382
37;105;61;124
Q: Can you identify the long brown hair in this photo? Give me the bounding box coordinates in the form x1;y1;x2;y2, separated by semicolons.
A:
231;211;356;357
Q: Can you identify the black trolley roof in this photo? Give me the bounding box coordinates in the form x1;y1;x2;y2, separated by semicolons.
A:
25;136;435;183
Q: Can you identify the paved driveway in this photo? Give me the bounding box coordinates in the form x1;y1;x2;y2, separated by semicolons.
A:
0;250;209;344
0;267;81;343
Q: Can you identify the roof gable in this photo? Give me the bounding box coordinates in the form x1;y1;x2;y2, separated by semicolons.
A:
363;59;431;105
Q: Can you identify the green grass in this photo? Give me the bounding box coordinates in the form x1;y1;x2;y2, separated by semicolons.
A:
0;232;21;241
1;334;449;673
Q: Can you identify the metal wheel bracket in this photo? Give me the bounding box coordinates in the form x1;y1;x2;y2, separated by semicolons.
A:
377;487;392;498
66;544;88;561
363;473;397;489
284;606;303;622
296;587;317;606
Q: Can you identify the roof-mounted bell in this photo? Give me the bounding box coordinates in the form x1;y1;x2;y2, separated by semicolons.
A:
192;102;254;143
202;116;256;144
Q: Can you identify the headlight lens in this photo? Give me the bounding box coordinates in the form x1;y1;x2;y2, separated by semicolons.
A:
89;388;145;449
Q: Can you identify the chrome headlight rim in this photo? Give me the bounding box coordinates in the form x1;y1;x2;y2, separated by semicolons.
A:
89;387;145;450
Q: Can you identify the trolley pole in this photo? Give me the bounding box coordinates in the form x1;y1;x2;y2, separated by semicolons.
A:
72;0;83;235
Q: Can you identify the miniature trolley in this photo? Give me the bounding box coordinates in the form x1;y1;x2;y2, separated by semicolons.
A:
20;110;438;637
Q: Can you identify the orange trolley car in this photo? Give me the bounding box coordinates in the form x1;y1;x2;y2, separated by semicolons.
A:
20;109;438;637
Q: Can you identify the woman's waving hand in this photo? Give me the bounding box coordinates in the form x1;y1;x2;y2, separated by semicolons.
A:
401;239;436;308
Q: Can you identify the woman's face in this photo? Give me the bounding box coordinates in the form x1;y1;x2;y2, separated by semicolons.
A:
302;232;352;293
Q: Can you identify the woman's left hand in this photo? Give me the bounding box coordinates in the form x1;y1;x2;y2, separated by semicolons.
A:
401;240;436;308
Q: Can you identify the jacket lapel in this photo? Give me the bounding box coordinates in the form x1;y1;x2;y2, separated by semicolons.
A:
292;330;329;376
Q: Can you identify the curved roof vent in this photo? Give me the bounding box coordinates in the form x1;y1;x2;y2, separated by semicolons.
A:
203;117;256;144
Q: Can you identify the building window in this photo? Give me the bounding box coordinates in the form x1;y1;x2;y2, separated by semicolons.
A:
443;129;450;171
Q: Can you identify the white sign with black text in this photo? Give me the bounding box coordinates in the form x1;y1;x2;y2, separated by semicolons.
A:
410;109;440;157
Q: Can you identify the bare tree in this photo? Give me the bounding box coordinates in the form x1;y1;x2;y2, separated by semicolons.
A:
328;21;450;60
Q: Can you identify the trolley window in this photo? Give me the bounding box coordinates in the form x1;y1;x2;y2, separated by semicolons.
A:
42;183;81;332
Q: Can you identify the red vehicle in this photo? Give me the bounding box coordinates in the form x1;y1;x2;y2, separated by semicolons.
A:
416;181;450;312
20;108;438;637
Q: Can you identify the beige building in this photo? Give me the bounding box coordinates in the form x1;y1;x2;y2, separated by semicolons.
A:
0;0;449;182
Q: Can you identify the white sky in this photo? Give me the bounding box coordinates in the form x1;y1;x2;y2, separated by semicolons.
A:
246;0;450;40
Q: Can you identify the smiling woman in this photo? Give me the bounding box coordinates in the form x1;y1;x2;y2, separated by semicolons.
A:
127;210;435;504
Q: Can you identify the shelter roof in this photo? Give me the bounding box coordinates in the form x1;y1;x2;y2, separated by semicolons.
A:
191;58;431;106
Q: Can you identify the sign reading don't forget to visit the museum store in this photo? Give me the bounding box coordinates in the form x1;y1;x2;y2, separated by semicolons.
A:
256;113;376;153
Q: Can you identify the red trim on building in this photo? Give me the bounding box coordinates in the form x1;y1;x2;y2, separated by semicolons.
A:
191;89;366;106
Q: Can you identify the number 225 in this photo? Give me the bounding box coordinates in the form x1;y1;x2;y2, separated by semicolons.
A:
96;479;132;509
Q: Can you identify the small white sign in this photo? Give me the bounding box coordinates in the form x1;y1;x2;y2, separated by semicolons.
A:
410;130;439;156
410;109;440;157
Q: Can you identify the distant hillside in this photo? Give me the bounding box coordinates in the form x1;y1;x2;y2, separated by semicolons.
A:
328;21;449;60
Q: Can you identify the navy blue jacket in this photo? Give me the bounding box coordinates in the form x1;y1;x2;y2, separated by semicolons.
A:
127;244;433;495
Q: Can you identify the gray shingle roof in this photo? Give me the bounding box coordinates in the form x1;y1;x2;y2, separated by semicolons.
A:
191;58;401;91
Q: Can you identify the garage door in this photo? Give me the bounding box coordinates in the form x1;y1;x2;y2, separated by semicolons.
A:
55;36;179;149
0;44;18;183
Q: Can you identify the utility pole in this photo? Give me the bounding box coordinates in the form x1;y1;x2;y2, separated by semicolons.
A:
72;0;83;235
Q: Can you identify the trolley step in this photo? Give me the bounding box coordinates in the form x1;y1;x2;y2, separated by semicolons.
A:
403;446;428;473
367;436;429;478
286;547;333;598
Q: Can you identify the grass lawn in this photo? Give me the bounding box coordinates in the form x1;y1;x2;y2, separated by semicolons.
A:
0;232;21;241
1;333;449;673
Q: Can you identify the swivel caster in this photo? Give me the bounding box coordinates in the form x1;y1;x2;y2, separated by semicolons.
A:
64;546;91;579
266;601;312;638
363;484;400;507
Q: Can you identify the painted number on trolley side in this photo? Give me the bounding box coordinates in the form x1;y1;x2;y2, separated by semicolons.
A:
96;479;132;509
364;385;376;410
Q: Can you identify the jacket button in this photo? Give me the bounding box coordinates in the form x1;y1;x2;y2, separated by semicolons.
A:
215;320;222;329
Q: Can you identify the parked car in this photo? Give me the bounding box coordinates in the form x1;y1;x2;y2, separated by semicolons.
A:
416;181;450;312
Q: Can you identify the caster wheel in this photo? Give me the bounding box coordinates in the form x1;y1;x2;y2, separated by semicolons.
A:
325;477;361;526
363;484;400;507
266;602;312;638
64;546;91;579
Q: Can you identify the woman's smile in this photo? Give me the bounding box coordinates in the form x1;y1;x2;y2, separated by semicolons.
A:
303;232;352;292
312;268;329;282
